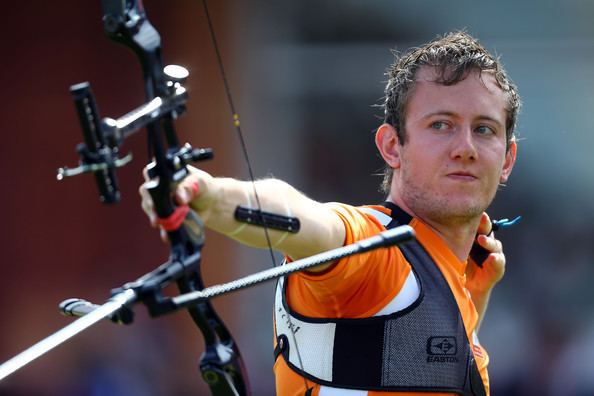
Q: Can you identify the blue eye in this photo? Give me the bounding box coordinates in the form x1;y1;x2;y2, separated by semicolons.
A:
431;121;449;130
475;125;495;135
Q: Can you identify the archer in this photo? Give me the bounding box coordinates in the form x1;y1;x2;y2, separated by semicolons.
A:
141;31;519;396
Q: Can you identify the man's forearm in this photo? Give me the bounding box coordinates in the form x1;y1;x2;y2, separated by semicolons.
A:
176;171;346;261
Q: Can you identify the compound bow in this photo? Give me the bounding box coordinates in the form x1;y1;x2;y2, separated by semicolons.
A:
61;0;251;393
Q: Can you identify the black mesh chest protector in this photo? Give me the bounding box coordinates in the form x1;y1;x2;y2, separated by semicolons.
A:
274;203;486;395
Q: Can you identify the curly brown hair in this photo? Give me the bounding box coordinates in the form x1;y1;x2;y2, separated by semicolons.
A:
380;31;521;193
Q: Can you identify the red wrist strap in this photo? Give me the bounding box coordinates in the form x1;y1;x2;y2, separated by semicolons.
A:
156;205;190;231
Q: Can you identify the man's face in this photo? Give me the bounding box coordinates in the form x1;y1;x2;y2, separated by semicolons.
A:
393;66;516;225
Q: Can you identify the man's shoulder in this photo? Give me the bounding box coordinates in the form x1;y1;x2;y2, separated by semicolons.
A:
325;202;392;226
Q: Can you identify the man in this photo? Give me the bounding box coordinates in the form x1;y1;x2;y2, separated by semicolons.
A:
140;31;518;395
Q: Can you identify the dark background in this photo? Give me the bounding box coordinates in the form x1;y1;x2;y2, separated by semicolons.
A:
1;1;593;395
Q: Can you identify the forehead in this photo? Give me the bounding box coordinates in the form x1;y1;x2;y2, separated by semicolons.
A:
406;66;508;124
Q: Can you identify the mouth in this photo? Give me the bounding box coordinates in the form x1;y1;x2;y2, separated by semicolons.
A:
446;172;478;181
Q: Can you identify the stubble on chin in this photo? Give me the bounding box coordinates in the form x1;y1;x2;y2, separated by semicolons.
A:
400;172;494;227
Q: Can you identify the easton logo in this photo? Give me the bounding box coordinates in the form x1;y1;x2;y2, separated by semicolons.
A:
426;336;458;363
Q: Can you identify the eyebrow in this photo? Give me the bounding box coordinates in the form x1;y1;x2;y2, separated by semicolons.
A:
420;111;504;129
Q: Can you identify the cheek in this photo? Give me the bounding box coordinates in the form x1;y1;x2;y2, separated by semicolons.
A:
399;142;444;185
401;157;436;187
495;153;510;182
482;144;508;177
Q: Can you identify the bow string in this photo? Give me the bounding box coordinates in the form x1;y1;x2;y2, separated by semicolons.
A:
201;1;313;393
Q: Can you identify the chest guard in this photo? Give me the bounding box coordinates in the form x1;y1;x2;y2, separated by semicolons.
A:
274;203;486;395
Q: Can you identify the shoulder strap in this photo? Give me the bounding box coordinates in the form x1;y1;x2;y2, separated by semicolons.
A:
380;201;413;226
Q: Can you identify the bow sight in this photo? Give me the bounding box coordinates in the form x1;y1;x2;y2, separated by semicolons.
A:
57;65;202;201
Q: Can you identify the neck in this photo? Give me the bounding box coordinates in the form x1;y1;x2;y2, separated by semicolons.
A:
386;195;480;262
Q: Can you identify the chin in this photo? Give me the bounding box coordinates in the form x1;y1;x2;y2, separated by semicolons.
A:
402;185;492;224
451;200;489;218
430;196;488;223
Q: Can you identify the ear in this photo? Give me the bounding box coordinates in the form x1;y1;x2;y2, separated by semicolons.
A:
375;123;402;169
500;139;517;183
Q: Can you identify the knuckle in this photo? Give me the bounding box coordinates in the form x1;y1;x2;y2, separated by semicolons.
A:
496;240;503;251
494;252;506;265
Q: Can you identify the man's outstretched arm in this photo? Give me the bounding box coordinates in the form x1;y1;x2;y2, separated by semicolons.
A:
139;165;346;267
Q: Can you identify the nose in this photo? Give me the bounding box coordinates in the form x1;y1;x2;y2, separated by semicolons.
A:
450;126;477;161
